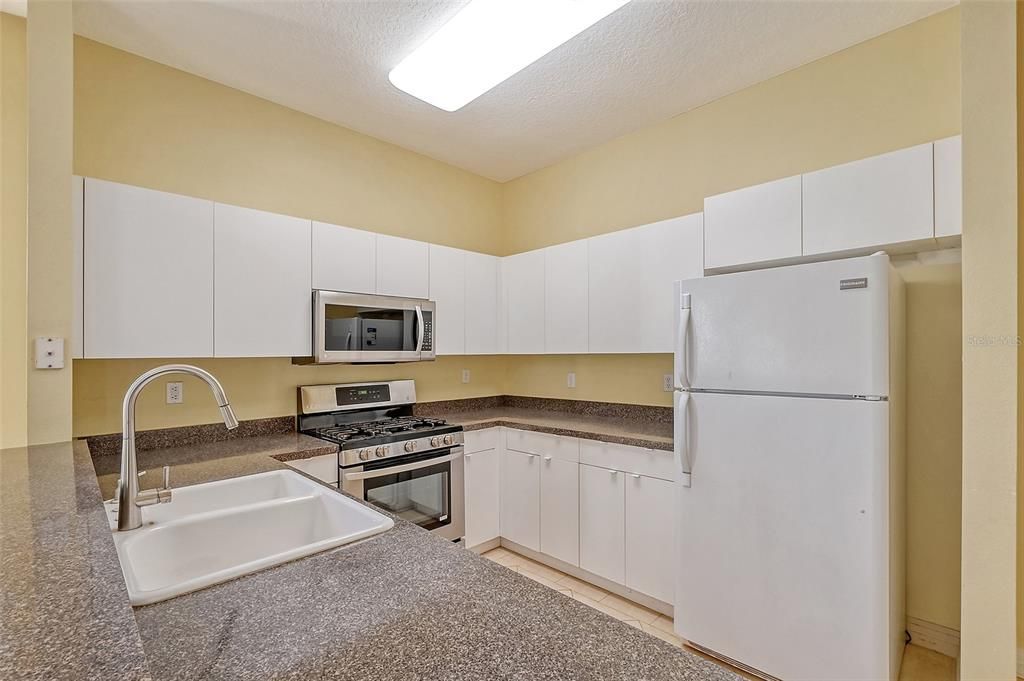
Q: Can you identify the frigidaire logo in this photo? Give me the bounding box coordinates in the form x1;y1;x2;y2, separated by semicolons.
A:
839;277;868;290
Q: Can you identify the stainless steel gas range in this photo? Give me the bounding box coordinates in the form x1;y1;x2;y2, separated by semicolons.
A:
297;380;464;542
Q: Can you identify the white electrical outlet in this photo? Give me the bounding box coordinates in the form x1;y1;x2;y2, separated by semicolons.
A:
567;372;576;389
461;369;471;384
166;381;183;404
663;374;674;392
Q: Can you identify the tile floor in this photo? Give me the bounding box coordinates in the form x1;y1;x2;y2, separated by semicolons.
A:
481;546;957;681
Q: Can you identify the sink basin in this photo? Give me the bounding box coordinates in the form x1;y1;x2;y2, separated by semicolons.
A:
105;470;393;605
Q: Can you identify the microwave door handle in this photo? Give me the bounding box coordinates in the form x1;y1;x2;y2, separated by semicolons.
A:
414;305;424;353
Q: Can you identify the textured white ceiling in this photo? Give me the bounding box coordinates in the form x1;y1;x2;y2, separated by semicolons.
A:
67;0;956;182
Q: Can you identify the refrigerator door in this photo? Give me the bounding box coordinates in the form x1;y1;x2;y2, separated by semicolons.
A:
674;391;892;681
675;254;890;397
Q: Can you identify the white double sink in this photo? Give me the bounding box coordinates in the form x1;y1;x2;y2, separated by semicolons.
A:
105;470;393;606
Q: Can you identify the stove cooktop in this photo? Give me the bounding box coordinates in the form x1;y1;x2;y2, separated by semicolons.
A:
305;416;463;451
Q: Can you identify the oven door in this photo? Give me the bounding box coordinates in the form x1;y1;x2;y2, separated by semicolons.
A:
341;447;464;542
313;290;435;363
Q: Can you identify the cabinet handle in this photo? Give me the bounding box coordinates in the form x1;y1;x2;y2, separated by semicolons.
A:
466;453;473;459
543;456;552;461
631;474;640;479
609;469;618;476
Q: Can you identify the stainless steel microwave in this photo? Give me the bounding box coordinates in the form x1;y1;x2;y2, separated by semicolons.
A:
298;290;435;364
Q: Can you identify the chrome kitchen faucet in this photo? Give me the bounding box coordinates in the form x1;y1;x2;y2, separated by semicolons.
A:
115;364;238;531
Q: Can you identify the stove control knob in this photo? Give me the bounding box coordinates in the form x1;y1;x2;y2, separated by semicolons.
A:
430;436;441;447
404;441;417;453
443;435;454;446
375;446;387;458
358;449;371;461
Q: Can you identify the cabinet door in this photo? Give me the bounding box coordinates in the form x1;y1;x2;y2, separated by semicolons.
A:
579;464;625;584
544;241;588;353
803;143;934;255
376;234;429;298
429;244;466;355
934;135;962;238
503;249;546;353
464;252;500;354
312;221;376;293
704;175;801;270
214;204;311;357
72;176;84;359
588;214;703;354
84;178;214;358
540;456;580;566
500;449;540;551
284;453;339;486
465;447;501;549
625;474;674;603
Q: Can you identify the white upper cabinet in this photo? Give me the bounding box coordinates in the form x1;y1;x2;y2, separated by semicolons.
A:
934;135;962;238
428;244;466;355
312;222;377;294
543;241;588;354
72;176;84;359
803;142;934;256
214;204;311;357
503;249;546;354
589;213;703;354
376;234;429;298
464;251;501;355
704;175;802;270
84;178;214;358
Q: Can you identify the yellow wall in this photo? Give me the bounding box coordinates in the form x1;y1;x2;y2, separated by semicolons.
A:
73;356;505;435
25;0;73;446
501;8;961;254
0;13;27;448
73;37;503;256
960;1;1018;672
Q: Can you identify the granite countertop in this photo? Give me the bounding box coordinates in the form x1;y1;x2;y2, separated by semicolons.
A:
429;406;674;451
2;431;736;681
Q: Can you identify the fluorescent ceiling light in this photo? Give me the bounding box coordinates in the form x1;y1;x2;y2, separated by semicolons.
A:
389;0;632;112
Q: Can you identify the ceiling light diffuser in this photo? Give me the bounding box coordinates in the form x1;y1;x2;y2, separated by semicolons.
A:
388;0;631;112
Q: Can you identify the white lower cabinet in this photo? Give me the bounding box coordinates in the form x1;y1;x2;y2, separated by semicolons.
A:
500;449;541;551
624;474;674;604
464;444;501;549
284;453;339;486
579;463;626;584
540;456;580;566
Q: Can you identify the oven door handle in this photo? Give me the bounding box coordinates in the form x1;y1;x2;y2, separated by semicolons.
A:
342;450;462;481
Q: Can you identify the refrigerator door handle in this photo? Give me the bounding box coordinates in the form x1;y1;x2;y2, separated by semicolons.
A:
674;293;691;390
674;390;692;487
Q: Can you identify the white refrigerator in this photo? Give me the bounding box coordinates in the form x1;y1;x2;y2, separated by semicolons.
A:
672;253;905;681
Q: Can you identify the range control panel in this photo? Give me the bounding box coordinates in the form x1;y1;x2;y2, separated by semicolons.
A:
335;384;391;407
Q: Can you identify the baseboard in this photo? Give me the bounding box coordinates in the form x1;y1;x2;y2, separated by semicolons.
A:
906;616;959;659
466;537;501;554
500;538;673;617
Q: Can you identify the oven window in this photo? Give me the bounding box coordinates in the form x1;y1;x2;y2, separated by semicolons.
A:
324;305;417;353
363;458;451;531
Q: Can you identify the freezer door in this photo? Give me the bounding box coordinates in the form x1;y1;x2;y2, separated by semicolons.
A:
675;392;893;681
675;254;889;397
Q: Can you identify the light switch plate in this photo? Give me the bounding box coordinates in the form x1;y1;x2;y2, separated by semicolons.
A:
461;369;471;384
34;337;64;369
567;372;576;389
